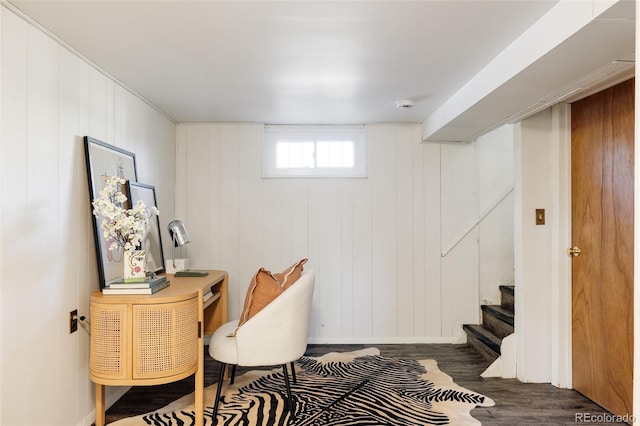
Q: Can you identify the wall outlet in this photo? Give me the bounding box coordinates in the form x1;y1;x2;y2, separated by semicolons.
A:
69;309;78;334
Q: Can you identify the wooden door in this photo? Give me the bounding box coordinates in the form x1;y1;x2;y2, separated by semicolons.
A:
571;78;634;417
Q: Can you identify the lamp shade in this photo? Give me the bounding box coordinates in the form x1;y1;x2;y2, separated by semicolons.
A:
167;220;191;247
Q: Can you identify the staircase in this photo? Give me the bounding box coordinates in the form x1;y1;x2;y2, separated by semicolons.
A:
463;285;514;362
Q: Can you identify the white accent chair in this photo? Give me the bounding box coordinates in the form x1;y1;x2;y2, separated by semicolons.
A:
208;270;315;423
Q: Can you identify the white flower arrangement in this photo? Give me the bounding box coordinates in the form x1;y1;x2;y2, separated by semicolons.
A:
92;175;159;252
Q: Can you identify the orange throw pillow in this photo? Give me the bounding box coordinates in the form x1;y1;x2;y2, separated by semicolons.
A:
230;259;308;336
239;268;281;323
274;258;308;290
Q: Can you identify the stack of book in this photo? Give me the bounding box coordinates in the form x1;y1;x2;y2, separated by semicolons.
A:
103;275;170;295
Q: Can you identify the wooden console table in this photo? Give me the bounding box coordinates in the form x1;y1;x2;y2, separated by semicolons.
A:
90;270;228;426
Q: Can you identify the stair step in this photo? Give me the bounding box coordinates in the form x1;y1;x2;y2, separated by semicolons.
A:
499;285;515;312
482;304;514;325
465;285;515;362
463;324;501;362
481;305;514;339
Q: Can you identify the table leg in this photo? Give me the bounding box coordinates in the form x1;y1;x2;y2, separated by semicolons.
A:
195;321;204;426
95;383;105;426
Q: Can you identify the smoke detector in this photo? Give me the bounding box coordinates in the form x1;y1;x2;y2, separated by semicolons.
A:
395;99;414;109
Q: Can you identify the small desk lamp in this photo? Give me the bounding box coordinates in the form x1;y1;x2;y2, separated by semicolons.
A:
167;220;208;277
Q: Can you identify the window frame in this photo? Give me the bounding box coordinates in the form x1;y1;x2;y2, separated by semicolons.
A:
263;125;367;178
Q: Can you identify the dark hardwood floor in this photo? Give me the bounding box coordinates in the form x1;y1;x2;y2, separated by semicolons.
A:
105;344;620;425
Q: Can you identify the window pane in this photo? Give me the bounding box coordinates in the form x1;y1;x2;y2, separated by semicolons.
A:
342;141;355;167
316;141;329;167
264;125;366;178
301;143;314;168
276;141;314;168
317;141;355;167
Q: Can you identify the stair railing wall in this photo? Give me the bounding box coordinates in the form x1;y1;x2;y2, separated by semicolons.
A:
440;186;515;257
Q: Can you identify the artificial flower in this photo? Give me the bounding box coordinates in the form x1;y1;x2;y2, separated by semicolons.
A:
92;176;159;252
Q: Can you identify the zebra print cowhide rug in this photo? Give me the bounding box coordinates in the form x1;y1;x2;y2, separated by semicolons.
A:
113;347;494;426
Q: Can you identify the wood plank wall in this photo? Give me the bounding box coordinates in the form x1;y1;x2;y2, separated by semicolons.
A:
0;7;176;425
176;123;514;343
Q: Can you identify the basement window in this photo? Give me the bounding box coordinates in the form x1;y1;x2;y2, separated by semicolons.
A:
264;125;366;178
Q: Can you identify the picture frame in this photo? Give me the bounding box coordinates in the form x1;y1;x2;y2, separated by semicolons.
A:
126;181;165;276
84;136;138;289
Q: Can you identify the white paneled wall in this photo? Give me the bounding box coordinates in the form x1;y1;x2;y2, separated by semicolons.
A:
440;143;479;337
177;123;514;343
0;7;176;426
477;125;516;305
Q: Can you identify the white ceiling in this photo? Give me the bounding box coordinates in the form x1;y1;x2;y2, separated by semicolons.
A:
4;1;636;137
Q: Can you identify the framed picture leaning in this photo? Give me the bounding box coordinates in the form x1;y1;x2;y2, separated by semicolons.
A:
84;136;138;289
126;181;165;276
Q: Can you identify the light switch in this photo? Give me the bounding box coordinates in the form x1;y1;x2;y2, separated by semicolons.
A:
536;209;545;225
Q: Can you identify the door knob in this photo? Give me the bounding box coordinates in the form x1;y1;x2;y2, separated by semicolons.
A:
567;246;582;257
